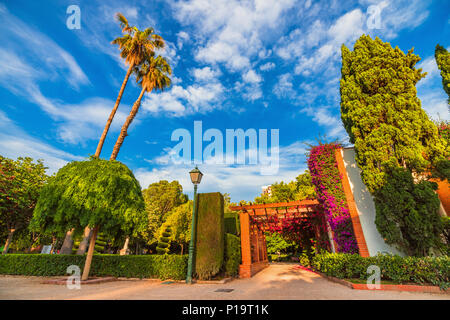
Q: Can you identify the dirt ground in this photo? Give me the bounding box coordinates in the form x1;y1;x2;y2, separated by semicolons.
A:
0;263;448;300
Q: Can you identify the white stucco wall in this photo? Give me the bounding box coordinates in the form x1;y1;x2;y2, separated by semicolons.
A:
341;148;403;256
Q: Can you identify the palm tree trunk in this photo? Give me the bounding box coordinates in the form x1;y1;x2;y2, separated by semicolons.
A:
95;63;134;158
110;88;146;160
77;226;92;255
60;229;75;254
81;225;99;281
2;229;15;255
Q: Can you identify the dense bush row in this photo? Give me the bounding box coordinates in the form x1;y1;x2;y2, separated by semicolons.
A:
0;254;188;280
310;252;450;289
223;233;241;277
224;212;240;236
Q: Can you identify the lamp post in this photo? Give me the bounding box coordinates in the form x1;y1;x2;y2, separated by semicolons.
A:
186;166;203;284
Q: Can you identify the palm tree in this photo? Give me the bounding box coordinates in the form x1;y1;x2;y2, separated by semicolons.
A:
94;13;165;158
67;15;165;257
110;55;172;160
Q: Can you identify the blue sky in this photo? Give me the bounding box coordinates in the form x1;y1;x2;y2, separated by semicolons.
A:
0;0;449;202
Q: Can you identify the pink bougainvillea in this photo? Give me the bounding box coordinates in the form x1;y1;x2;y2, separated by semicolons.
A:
307;143;359;254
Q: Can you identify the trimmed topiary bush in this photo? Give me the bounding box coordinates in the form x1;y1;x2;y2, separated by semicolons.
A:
0;254;188;280
224;233;241;277
195;192;224;280
156;225;173;254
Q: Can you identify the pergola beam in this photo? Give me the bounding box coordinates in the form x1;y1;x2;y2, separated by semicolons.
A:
229;199;319;211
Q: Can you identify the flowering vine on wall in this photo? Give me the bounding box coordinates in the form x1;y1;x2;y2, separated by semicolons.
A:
307;143;359;254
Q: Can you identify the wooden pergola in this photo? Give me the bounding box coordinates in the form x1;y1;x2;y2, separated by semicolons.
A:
229;200;321;278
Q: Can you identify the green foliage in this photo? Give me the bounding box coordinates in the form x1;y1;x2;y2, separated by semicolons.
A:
299;250;310;267
224;233;241;277
265;232;295;255
311;252;450;289
30;158;146;239
254;171;316;204
442;217;450;255
159;201;193;247
435;44;450;105
0;254;187;280
374;166;443;256
142;180;188;243
0;156;48;230
224;212;240;235
340;35;447;194
156;225;172;254
94;232;108;254
195;192;224;280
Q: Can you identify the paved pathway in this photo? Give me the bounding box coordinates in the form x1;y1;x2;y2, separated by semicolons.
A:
0;263;448;300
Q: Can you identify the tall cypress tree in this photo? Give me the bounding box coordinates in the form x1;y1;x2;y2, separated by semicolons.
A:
435;44;450;105
340;35;447;194
340;35;448;256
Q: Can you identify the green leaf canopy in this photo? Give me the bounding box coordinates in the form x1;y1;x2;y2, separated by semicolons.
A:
30;158;146;238
340;35;447;193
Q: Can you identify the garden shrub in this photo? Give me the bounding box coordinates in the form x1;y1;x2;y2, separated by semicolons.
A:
311;252;450;289
223;233;241;277
0;254;188;280
195;192;224;280
374;166;443;257
224;212;240;235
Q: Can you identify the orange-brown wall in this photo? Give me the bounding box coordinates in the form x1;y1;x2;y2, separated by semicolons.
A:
433;179;450;216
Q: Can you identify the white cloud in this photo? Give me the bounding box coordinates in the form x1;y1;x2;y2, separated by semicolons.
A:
328;9;365;45
141;82;225;116
301;106;347;141
242;69;262;84
191;66;221;81
173;0;296;73
0;111;84;174
135;140;310;202
177;31;190;49
273;73;296;98
415;53;450;121
0;48;129;144
0;6;90;89
259;62;275;71
416;55;440;87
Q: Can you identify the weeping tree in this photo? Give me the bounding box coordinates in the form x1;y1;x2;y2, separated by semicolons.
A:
30;157;146;280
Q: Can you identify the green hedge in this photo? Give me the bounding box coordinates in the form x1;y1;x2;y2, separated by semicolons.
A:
195;192;224;280
224;212;240;235
224;233;241;277
311;252;450;289
0;254;188;280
